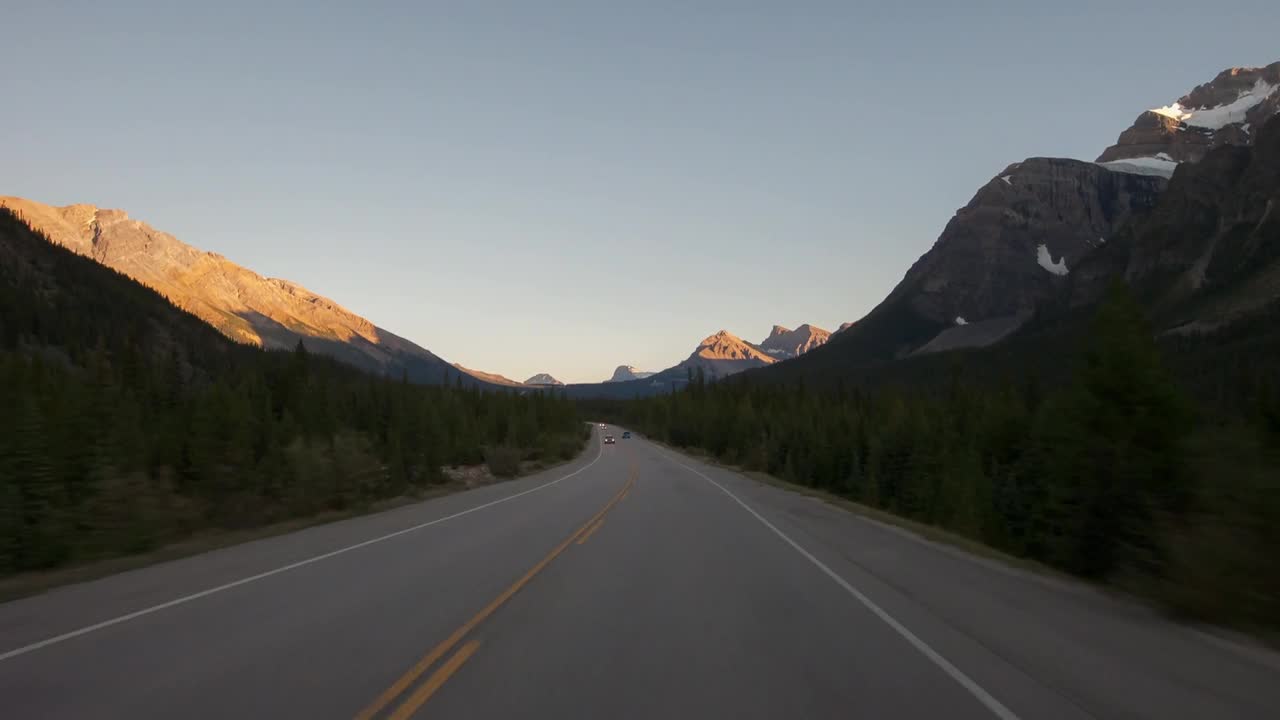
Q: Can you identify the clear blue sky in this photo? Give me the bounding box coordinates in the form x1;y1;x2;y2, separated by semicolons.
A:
5;1;1277;382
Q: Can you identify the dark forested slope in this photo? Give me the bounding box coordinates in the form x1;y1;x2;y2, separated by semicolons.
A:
0;209;585;576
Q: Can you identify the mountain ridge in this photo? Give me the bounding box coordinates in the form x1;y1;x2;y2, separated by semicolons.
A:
455;365;526;387
758;323;831;359
0;196;502;387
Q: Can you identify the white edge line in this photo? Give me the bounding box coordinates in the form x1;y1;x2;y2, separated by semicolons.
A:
0;436;605;663
654;445;1021;720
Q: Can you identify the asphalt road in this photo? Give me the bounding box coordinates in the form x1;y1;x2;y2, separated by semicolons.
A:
2;426;1278;719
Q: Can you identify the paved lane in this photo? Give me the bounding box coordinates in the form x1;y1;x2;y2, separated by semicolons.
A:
421;437;1018;720
0;434;623;718
2;426;1278;718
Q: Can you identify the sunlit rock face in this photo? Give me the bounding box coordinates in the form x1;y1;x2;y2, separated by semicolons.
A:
1;196;465;384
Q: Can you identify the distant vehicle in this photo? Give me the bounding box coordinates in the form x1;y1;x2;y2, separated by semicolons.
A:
604;435;615;444
621;431;631;439
599;423;606;428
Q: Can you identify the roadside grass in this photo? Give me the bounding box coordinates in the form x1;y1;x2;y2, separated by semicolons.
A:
0;447;589;604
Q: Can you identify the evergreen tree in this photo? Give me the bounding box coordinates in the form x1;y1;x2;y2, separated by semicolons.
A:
1033;282;1193;578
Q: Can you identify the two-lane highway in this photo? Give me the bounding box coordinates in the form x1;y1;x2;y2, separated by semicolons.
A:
2;426;1279;718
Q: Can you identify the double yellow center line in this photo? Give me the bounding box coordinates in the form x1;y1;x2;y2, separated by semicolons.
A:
356;463;637;719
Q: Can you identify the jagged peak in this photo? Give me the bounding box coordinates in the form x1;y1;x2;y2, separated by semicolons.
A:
756;323;832;359
699;329;741;345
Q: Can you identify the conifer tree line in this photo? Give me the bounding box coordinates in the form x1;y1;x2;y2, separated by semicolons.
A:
610;286;1280;630
0;210;587;576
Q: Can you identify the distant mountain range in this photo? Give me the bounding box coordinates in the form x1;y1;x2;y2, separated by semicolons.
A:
672;324;841;379
572;323;840;396
631;324;840;383
0;197;507;387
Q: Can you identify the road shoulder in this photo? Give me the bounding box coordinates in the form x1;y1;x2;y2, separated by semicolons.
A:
0;439;596;604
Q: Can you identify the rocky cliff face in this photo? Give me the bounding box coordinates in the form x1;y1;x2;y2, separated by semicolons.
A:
888;158;1166;326
757;324;832;359
1098;62;1280;176
0;197;479;385
819;159;1166;364
1071;113;1280;331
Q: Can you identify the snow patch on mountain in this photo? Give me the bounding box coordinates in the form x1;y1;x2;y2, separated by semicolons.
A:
1152;79;1278;130
1098;154;1179;178
1037;244;1069;276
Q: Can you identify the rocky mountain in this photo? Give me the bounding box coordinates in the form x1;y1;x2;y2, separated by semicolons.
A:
1070;112;1280;332
785;61;1279;371
524;373;564;386
677;330;777;379
785;111;1280;394
605;365;655;383
757;324;832;359
812;160;1166;366
1098;62;1280;177
0;197;489;386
